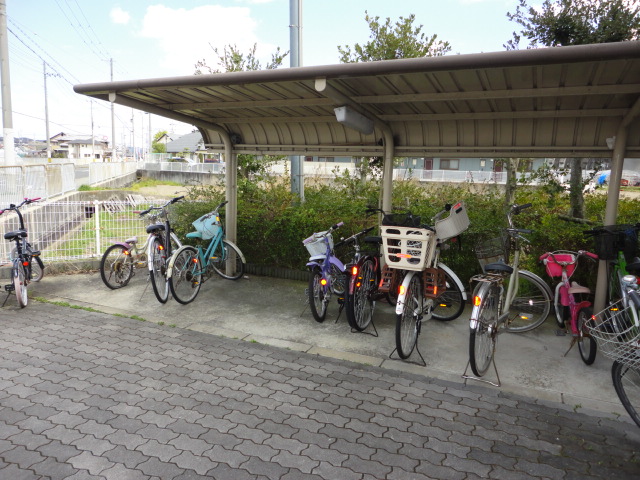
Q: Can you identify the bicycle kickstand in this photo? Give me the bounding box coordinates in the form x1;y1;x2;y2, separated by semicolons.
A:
462;359;502;388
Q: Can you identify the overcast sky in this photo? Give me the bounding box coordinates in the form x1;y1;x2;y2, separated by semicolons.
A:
5;0;517;148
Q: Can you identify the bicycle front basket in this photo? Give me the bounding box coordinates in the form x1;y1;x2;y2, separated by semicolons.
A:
586;300;640;368
192;212;221;240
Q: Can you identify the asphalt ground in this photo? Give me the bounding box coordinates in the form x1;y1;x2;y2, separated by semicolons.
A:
0;270;638;479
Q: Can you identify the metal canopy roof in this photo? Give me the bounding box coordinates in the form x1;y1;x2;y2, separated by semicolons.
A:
74;41;640;159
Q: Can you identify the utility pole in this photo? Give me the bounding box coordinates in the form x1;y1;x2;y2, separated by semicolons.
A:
110;58;115;162
131;109;135;161
43;61;50;161
0;0;15;165
289;0;304;200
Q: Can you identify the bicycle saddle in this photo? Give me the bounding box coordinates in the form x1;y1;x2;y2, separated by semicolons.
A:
364;235;382;245
569;281;590;295
627;257;640;274
146;223;166;234
483;261;514;275
4;230;27;240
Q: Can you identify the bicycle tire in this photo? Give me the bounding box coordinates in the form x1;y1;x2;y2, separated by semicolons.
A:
100;244;134;289
469;282;499;377
395;273;423;359
503;270;551;333
169;246;202;305
308;269;328;322
612;360;640;428
30;255;44;282
553;283;569;329
149;236;170;303
210;240;245;280
432;270;465;321
577;307;597;365
345;258;376;331
330;263;346;296
13;260;28;308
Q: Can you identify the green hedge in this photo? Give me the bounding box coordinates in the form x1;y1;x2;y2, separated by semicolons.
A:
170;176;640;288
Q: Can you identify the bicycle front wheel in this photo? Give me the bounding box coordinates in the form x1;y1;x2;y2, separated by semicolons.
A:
30;255;45;282
308;269;328;322
100;244;134;289
395;273;423;359
149;236;170;303
12;260;28;308
346;258;376;331
469;282;499;377
612;360;640;428
169;246;202;305
577;307;597;365
432;271;465;321
210;240;245;280
503;270;551;333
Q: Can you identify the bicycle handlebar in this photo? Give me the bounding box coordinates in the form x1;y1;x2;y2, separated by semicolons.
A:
511;203;532;215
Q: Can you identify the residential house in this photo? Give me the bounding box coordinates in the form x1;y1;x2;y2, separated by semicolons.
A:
50;133;109;162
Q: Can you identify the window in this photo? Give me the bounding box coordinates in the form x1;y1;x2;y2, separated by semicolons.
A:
440;159;459;170
318;157;335;162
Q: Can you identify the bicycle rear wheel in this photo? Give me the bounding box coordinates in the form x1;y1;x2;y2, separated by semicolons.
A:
12;260;28;308
149;236;170;303
612;360;640;428
169;246;202;305
210;240;245;280
308;269;328;322
395;273;423;359
577;307;597;365
346;258;376;331
30;255;45;282
432;271;465;321
100;244;134;289
469;282;499;377
503;270;551;333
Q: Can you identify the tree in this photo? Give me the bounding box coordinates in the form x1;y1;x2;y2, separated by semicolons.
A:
152;130;168;154
194;45;289;179
505;0;640;50
195;43;288;74
338;11;451;63
506;0;640;218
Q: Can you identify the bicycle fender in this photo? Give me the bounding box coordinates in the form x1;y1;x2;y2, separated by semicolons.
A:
469;282;490;330
223;240;246;264
395;272;416;315
328;256;345;272
113;242;133;250
437;262;467;301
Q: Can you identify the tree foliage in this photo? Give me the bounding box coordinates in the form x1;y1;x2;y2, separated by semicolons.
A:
505;0;640;50
195;43;288;74
152;130;168;154
338;11;451;63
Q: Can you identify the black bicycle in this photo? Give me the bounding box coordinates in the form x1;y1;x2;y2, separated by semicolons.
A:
2;198;45;308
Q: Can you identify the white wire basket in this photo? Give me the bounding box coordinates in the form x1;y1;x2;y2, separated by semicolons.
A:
586;299;640;368
381;226;436;271
303;231;332;257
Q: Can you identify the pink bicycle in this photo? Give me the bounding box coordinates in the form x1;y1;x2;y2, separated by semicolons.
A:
540;250;599;365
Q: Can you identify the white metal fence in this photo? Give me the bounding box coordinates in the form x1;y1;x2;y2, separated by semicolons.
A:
0;198;167;266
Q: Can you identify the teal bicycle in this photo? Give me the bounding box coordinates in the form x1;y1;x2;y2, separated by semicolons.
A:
167;201;245;304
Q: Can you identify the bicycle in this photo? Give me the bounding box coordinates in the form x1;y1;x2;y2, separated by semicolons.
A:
584;223;640;326
99;204;183;290
540;250;599;365
167;200;245;305
381;202;470;362
303;222;347;322
342;224;381;332
1;198;45;308
466;203;552;381
587;283;640;427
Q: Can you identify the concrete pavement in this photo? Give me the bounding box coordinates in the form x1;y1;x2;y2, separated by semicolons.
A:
0;271;638;479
